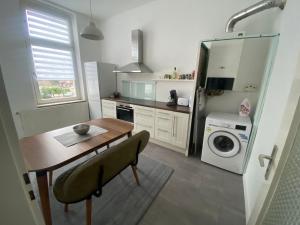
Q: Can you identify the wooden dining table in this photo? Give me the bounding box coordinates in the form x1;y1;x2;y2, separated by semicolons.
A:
20;118;134;225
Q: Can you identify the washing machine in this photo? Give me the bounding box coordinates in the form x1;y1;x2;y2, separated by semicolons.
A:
201;112;252;174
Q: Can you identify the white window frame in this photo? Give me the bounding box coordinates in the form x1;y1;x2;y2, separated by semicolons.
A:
23;1;83;106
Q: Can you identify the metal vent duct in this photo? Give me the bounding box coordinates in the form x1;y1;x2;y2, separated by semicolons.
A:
225;0;286;33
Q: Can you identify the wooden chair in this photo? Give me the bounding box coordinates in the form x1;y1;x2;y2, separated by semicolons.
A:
53;131;150;225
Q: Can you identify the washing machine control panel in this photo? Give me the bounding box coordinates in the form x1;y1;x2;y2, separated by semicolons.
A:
207;122;235;129
207;120;248;131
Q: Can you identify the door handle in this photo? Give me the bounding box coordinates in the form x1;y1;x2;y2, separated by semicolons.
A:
258;145;278;180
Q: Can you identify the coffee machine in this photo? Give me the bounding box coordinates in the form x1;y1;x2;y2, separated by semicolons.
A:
167;90;178;106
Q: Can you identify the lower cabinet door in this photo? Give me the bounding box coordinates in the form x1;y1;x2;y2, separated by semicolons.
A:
155;127;172;143
172;112;189;148
155;114;173;144
102;108;116;118
101;100;117;118
134;123;154;138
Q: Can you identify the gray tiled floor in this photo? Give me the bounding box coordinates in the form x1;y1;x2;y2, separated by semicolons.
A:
139;143;245;225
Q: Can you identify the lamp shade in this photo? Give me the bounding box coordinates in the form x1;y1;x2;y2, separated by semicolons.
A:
80;21;104;41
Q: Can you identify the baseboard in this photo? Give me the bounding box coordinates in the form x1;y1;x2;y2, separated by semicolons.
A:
149;138;187;156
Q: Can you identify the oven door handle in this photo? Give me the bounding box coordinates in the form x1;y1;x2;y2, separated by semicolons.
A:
117;107;132;112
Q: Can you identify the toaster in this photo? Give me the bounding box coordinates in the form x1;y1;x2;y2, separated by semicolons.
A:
177;98;189;106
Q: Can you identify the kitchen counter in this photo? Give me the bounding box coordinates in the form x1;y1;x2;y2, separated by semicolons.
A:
102;97;191;114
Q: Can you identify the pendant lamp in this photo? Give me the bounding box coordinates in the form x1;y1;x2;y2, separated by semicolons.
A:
80;0;104;40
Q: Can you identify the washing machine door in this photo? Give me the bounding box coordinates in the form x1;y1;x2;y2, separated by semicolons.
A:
208;131;241;158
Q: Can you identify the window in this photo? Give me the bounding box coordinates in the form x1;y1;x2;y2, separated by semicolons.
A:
25;7;82;105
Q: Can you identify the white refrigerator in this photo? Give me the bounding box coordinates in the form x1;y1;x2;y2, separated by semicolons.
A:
84;62;116;119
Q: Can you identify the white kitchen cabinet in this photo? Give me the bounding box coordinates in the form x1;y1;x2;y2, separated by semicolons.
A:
172;112;190;148
155;109;173;143
207;39;244;78
101;100;116;118
134;105;155;138
154;109;189;149
100;101;190;153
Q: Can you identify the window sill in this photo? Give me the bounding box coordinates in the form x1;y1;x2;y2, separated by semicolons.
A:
37;100;86;108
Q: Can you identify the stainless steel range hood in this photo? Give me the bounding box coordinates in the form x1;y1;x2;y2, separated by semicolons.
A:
113;30;152;73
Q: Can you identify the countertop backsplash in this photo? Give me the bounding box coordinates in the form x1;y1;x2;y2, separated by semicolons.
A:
117;72;195;102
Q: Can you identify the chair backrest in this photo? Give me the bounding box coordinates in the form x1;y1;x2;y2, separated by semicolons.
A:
55;130;150;203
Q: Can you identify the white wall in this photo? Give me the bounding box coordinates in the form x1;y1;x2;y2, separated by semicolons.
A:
243;0;300;222
97;0;281;110
0;0;102;137
205;91;259;118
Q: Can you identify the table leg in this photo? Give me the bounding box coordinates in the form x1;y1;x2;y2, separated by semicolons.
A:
36;171;52;225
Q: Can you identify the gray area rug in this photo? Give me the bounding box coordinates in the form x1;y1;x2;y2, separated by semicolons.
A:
31;154;173;225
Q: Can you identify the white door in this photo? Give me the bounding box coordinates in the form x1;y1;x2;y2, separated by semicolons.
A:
257;98;300;225
245;13;300;223
0;67;43;225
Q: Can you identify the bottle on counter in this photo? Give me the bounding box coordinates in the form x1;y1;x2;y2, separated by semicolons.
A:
192;70;195;80
172;67;178;79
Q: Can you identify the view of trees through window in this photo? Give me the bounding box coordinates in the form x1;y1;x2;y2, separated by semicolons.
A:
38;80;76;99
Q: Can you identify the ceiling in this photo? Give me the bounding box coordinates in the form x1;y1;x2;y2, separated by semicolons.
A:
47;0;158;20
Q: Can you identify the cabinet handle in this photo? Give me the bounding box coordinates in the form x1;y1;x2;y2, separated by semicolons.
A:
137;108;153;113
136;123;152;129
157;117;170;121
136;112;153;118
158;112;171;116
158;128;169;133
173;116;177;137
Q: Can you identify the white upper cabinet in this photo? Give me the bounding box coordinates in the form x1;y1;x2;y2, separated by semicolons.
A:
207;39;244;78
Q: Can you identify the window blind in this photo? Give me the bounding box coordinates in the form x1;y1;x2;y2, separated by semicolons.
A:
26;9;76;81
26;9;70;44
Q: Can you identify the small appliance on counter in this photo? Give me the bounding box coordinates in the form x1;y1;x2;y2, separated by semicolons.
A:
167;90;178;106
177;97;189;106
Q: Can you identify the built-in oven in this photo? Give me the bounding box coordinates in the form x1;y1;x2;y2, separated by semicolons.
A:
116;102;134;123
